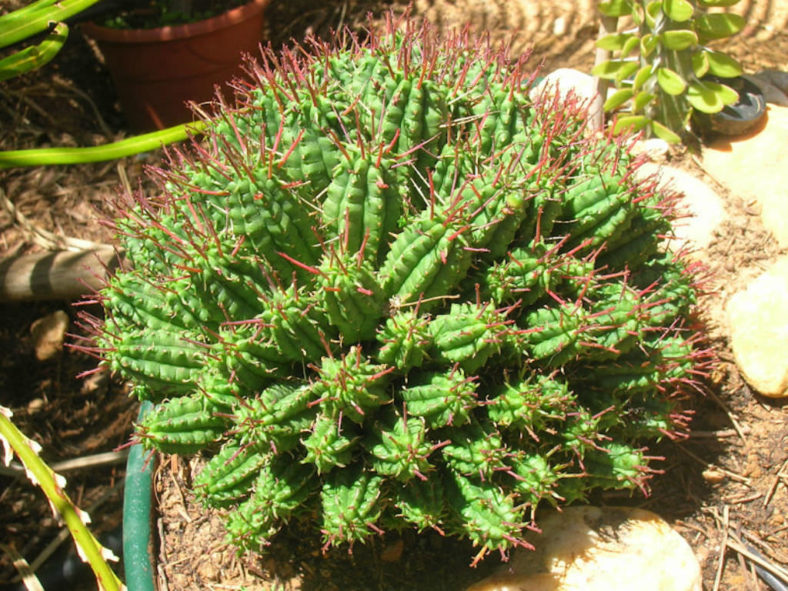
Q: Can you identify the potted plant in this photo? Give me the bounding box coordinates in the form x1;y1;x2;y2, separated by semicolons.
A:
86;10;711;589
80;0;270;131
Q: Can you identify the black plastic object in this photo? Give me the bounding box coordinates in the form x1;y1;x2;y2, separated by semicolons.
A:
695;75;767;137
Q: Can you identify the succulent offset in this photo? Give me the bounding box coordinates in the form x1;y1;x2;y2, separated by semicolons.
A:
88;17;709;561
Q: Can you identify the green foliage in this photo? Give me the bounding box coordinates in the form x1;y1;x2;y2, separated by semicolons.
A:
595;0;744;142
94;18;708;561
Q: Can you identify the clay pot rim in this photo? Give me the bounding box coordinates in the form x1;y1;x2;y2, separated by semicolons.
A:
80;0;269;44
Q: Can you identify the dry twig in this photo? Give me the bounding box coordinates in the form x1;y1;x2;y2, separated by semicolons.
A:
0;543;44;591
712;505;730;591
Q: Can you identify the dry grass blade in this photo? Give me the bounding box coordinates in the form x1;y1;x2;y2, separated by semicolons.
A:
676;443;752;485
0;544;44;591
726;538;788;585
763;458;788;508
712;505;730;591
0;450;129;477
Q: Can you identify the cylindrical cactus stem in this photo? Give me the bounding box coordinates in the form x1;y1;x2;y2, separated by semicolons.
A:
399;367;478;429
312;346;393;424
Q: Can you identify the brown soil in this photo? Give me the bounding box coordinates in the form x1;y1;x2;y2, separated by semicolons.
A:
1;1;787;590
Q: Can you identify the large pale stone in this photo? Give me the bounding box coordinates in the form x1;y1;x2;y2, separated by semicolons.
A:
726;256;788;398
467;506;702;591
702;105;788;248
636;163;727;254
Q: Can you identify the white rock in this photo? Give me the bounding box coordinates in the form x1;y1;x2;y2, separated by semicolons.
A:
467;506;702;591
530;68;598;108
629;138;670;161
726;256;788;398
635;163;727;254
702;104;788;249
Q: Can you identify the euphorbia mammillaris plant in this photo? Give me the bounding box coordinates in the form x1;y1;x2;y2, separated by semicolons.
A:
594;0;744;142
83;15;709;562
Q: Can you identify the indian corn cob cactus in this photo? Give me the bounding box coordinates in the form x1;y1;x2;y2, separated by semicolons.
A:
84;15;709;562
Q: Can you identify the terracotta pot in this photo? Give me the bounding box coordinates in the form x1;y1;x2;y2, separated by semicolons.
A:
81;0;268;131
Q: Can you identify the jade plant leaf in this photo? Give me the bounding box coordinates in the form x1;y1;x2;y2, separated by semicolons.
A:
650;120;682;143
604;88;635;111
687;80;739;113
660;29;698;50
705;50;743;78
599;0;635;17
691;51;710;78
657;67;687;95
695;13;745;41
596;33;637;52
662;0;694;22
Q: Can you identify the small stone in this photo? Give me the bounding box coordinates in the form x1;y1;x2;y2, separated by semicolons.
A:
629;138;670;161
702;468;726;484
725;256;788;398
635;163;727;254
530;68;597;107
467;506;702;591
552;16;567;36
30;310;69;361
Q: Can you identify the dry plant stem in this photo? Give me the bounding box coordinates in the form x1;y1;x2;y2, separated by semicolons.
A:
0;449;129;477
676;443;752;485
763;459;788;508
591;15;618;132
712;504;730;591
0;543;44;591
0;407;124;591
727;538;788;585
706;388;748;442
690;429;741;439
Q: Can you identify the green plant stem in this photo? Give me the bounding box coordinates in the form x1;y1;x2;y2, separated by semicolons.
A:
0;21;68;82
0;0;102;50
0;121;206;169
0;408;124;591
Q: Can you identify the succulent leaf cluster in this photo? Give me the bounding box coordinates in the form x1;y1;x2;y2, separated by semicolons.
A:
91;17;708;560
595;0;744;142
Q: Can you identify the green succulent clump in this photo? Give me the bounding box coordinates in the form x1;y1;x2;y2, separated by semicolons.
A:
93;17;708;561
